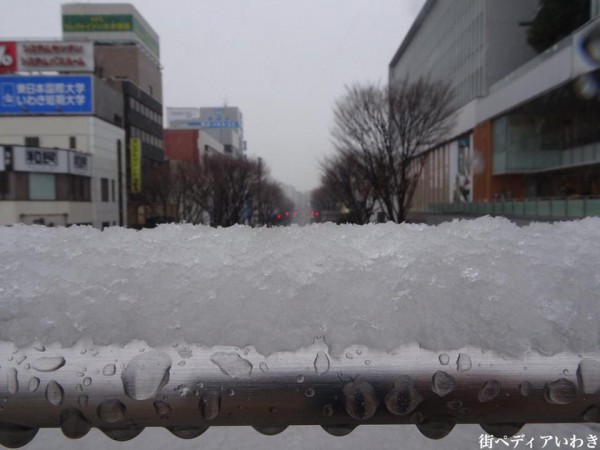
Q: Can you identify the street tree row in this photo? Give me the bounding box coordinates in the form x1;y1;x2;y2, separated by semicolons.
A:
140;153;294;227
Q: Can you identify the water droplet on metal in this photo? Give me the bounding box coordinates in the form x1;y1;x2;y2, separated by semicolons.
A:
227;387;235;397
314;351;330;375
343;381;379;420
416;415;456;440
323;404;333;417
167;426;209;439
438;354;450;365
200;391;220;420
583;405;600;422
563;369;569;376
153;400;171;418
102;425;144;441
432;371;455;397
0;423;39;448
75;384;83;392
23;364;30;370
345;352;354;360
321;425;356;436
60;408;91;439
121;351;171;401
83;377;92;386
577;359;600;394
97;399;126;423
178;361;186;367
78;394;89;409
410;412;425;423
480;423;524;438
28;377;40;393
210;352;252;379
545;378;577;405
259;362;269;373
253;426;288;435
456;353;472;372
305;387;315;398
32;356;65;372
296;374;305;383
385;375;423;415
76;371;84;378
45;380;64;406
519;381;532;397
32;343;46;352
447;400;463;410
478;380;501;403
7;369;18;394
103;364;116;376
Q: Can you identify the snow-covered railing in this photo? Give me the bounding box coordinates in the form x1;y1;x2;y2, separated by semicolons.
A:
1;341;599;447
0;219;599;447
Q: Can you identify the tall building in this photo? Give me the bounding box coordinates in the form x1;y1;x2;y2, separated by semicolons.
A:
0;42;126;228
391;0;600;224
62;3;165;228
390;0;538;109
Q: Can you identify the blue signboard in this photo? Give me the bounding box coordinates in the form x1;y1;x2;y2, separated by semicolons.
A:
0;75;93;115
175;120;241;129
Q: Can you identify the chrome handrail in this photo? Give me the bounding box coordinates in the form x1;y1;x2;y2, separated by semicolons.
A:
0;340;598;447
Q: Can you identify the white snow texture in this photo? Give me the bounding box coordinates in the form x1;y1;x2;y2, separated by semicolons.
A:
0;217;598;356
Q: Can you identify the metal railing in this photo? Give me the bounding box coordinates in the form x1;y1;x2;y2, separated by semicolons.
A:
0;341;598;447
429;197;600;220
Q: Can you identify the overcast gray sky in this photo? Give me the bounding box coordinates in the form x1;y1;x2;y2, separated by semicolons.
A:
0;0;425;192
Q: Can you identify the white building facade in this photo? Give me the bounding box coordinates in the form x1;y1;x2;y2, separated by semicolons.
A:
0;116;126;228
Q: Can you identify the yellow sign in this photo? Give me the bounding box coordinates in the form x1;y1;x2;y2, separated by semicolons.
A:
130;138;142;193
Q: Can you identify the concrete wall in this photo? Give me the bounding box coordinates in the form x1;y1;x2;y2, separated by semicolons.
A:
198;131;224;157
95;45;163;102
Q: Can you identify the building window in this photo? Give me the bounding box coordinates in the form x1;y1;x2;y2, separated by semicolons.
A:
101;178;109;202
69;137;77;149
25;137;40;147
29;173;56;200
71;176;91;202
111;179;115;202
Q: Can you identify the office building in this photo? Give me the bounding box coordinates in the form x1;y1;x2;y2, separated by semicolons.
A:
167;106;245;157
62;3;165;227
390;0;600;223
0;42;126;228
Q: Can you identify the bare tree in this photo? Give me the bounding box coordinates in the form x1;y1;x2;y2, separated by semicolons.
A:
192;153;259;227
139;161;206;225
317;153;376;224
330;78;454;223
140;152;294;228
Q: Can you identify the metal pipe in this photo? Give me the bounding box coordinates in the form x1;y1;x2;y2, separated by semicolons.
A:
0;340;598;447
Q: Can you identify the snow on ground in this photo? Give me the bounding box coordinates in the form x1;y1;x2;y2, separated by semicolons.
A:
23;423;600;450
0;217;599;356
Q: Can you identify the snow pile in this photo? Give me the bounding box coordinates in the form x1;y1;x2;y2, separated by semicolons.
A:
0;217;598;355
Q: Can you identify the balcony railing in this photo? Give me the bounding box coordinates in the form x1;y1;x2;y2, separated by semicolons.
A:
493;143;600;175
